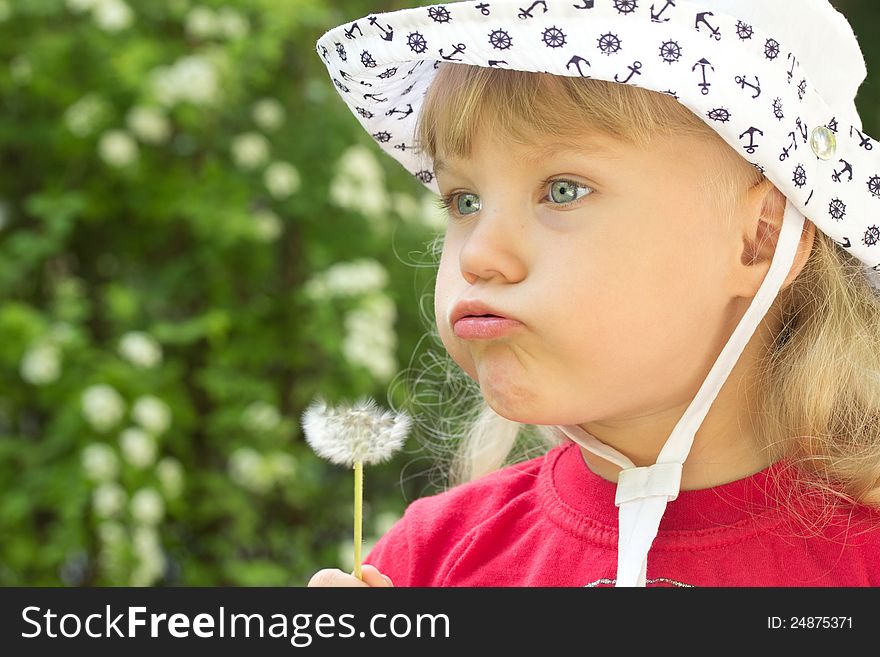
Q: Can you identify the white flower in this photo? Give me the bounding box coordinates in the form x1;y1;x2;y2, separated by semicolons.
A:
81;443;120;481
342;295;398;381
81;384;126;432
48;322;77;346
130;525;165;586
251;209;282;242
329;145;390;225
303;259;389;300
241;400;281;433
131;395;171;435
118;331;162;368
337;144;384;187
265;451;296;481
156;456;184;499
119;427;157;468
228;446;272;493
150;55;218;107
92;0;133;32
373;510;400;535
263;161;301;199
97;520;125;544
251;98;285;132
215;6;249;39
20;341;61;385
230;132;270;170
64;93;109;138
126;105;171;144
420;192;448;231
99;129;139;168
391;192;421;222
131;487;164;525
303;78;329;105
301;396;410;467
92;482;127;518
184;5;216;39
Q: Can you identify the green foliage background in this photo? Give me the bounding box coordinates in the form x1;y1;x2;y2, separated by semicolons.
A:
0;0;877;586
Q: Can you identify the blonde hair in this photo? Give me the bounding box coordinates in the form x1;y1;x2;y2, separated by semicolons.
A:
399;62;880;527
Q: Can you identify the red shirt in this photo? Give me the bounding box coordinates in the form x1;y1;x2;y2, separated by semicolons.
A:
364;440;880;586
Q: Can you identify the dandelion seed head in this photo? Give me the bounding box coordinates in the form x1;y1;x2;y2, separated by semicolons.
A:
301;395;410;467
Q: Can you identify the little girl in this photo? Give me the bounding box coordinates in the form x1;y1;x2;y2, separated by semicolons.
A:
308;0;880;586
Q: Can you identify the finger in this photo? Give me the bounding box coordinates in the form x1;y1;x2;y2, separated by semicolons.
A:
356;564;394;587
308;568;370;587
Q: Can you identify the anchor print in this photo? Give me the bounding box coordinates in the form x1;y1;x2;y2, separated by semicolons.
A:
832;159;853;183
834;237;852;248
805;189;814;206
651;0;675;23
695;12;721;41
475;2;491;15
735;74;761;99
344;22;363;39
488;59;509;67
518;0;547;19
614;61;642;84
786;52;798;84
386;103;414;120
394;142;411;152
739;126;764;154
795;117;807;144
692;58;714;95
780;129;798;162
340;70;373;87
567;55;592;77
439;42;466;61
363;92;388;103
367;16;394;42
851;125;874;151
573;0;595;8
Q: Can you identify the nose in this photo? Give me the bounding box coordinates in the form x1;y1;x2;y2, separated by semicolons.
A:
457;200;527;283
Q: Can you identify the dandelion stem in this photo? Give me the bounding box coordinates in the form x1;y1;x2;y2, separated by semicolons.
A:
353;459;363;580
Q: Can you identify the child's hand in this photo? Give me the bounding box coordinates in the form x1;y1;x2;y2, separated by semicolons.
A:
307;564;395;587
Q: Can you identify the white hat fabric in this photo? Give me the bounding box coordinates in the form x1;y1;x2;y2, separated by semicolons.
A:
314;0;878;586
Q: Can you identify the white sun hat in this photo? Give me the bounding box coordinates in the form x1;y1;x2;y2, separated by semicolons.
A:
315;0;880;586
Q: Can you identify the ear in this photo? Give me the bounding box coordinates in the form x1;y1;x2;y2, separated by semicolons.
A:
733;178;816;299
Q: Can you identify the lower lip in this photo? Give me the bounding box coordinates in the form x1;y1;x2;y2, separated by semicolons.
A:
453;316;523;339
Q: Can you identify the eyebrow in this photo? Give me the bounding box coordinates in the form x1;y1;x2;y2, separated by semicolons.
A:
433;141;621;173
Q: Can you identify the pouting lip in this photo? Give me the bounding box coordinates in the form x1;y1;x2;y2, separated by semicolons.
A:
450;299;517;326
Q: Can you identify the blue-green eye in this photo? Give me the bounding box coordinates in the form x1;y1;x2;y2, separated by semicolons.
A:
549;179;591;204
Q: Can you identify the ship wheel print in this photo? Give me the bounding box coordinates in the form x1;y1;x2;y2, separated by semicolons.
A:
613;0;638;15
792;164;807;188
428;6;451;23
659;40;682;64
335;42;347;61
869;175;880;199
542;26;567;48
598;32;622;55
707;108;731;123
407;31;428;54
489;28;513;50
360;50;377;68
772;98;784;120
372;130;392;143
864;225;880;247
829;198;846;221
735;21;753;40
764;38;780;60
378;67;398;79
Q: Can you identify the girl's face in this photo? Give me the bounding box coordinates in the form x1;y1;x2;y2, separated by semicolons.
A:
434;128;755;427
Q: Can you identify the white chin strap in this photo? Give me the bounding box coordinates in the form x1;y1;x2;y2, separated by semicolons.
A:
555;200;806;587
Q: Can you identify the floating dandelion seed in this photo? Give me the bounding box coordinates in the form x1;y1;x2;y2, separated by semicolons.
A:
301;395;411;580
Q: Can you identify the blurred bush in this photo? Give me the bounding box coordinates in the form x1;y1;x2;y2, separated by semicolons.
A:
0;0;877;586
0;0;446;586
